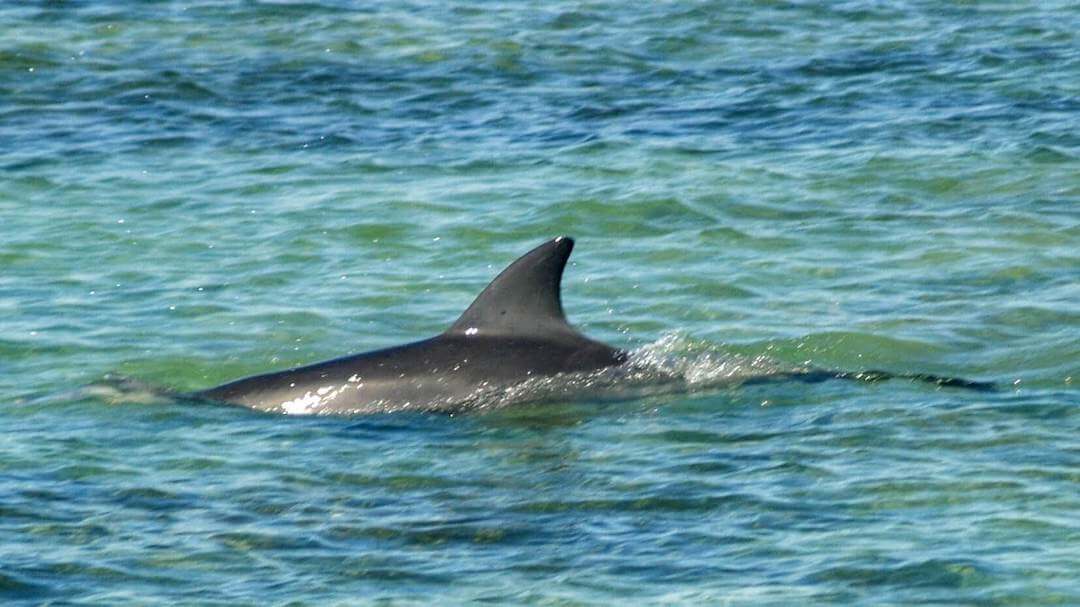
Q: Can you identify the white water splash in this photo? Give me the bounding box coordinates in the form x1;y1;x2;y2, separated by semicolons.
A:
428;332;803;415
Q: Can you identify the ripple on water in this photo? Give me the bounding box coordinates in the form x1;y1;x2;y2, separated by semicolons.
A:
2;0;1079;604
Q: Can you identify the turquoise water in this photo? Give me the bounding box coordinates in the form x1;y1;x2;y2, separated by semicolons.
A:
3;0;1078;603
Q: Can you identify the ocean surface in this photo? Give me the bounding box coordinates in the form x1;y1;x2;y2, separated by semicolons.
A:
2;1;1078;604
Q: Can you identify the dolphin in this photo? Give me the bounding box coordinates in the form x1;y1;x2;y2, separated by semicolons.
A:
190;236;993;415
192;237;627;414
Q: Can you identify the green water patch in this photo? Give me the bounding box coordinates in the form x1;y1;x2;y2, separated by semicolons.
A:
752;331;949;371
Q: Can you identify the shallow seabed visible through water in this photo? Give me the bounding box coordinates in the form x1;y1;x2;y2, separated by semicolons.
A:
2;1;1078;604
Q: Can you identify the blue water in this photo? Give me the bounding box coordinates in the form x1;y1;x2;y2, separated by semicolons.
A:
2;1;1078;604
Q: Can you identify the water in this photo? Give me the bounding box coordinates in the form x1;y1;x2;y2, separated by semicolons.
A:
2;0;1078;603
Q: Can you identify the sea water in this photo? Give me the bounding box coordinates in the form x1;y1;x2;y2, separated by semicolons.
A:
2;1;1077;604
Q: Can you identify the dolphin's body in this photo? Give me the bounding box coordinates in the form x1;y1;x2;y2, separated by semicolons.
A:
194;237;626;414
192;236;993;414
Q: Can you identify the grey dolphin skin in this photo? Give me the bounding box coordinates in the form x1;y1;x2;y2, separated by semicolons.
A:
193;237;628;414
192;236;993;414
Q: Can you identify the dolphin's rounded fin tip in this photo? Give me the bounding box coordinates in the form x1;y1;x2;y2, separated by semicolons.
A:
552;235;574;255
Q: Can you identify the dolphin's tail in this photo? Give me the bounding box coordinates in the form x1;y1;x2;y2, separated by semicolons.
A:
785;368;997;392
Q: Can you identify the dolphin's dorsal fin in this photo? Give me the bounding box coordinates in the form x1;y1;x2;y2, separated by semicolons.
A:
447;236;580;338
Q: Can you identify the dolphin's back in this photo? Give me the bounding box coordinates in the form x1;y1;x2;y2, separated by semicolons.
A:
195;334;625;413
194;237;628;413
